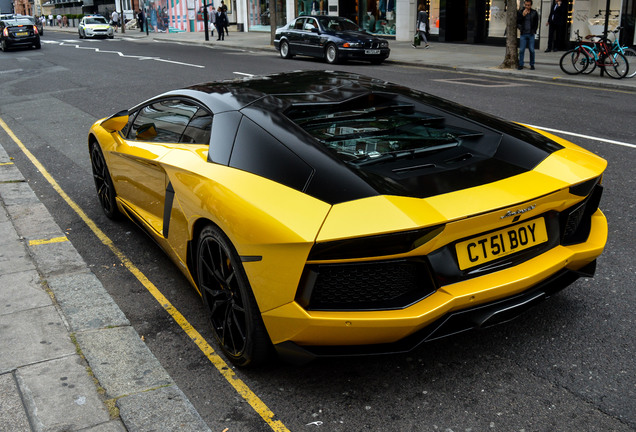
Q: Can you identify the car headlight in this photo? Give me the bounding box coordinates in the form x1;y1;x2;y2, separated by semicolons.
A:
380;42;389;48
343;42;363;48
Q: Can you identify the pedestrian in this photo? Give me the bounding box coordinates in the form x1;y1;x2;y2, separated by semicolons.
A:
221;0;229;36
56;14;62;27
48;13;53;26
111;10;119;32
215;7;227;40
209;7;216;39
137;8;145;32
545;0;566;52
516;0;539;70
412;4;430;49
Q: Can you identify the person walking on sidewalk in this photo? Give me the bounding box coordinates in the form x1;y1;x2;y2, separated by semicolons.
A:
517;0;539;70
111;10;120;33
545;0;566;52
137;9;145;32
221;0;229;36
209;6;216;39
215;7;227;41
412;4;430;49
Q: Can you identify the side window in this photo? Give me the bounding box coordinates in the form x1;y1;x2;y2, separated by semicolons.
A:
230;117;313;191
304;18;318;30
129;99;198;143
293;18;305;30
180;108;213;145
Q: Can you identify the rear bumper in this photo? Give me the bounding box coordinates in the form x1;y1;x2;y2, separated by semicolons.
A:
275;260;596;364
5;36;39;47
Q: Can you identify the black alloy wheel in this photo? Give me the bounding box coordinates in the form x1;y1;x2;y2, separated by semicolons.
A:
90;141;120;219
196;225;270;366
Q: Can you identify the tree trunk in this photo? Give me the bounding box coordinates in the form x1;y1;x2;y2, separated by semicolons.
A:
500;0;519;69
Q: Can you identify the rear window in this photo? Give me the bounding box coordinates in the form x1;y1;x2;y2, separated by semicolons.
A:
4;19;33;26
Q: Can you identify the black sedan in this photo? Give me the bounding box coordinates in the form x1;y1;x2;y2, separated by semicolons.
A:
274;15;390;64
0;18;40;51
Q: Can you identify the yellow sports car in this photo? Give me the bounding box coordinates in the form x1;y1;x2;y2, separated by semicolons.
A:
88;71;607;366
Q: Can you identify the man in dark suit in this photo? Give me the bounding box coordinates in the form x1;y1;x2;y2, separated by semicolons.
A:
545;0;567;52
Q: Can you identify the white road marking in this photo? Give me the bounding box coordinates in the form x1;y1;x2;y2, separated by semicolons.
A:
0;69;24;74
233;72;254;77
45;40;204;68
526;124;636;149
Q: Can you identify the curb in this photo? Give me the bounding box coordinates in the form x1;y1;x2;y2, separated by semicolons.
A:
0;142;211;432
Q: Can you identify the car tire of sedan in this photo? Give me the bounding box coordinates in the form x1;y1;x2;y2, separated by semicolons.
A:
280;40;293;59
79;30;84;39
34;42;41;49
1;40;7;52
89;140;120;219
108;35;114;39
325;43;339;64
196;225;271;367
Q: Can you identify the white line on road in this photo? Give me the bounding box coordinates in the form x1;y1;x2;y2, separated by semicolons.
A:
233;72;254;77
526;124;636;149
44;40;204;68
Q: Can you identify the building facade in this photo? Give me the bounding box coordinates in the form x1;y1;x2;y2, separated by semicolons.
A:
45;0;635;47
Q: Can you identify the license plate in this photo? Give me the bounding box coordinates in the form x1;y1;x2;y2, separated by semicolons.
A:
16;32;28;36
365;49;380;54
455;218;548;270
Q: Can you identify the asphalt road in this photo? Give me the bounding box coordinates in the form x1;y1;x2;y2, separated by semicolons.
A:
1;33;634;432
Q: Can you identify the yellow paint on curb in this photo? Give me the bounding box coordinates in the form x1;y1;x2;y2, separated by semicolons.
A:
29;236;69;246
0;162;14;165
0;117;290;432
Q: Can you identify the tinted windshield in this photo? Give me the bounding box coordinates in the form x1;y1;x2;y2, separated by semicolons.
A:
86;17;108;24
318;17;360;32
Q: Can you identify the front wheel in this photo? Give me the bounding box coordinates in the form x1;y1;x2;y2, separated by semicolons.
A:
325;43;339;64
559;49;590;75
603;52;629;79
90;141;120;219
79;30;84;39
279;40;293;59
621;48;636;78
1;40;7;52
196;225;271;367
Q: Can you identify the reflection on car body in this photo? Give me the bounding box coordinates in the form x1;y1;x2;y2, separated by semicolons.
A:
274;15;390;64
88;71;607;367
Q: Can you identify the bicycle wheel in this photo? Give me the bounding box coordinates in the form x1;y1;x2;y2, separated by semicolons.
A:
621;48;636;78
560;49;591;75
580;45;597;75
603;52;629;79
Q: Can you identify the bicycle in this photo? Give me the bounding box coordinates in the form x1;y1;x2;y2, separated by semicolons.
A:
579;27;635;78
559;29;629;79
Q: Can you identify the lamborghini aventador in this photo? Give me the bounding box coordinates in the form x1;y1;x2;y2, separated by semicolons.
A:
88;71;607;366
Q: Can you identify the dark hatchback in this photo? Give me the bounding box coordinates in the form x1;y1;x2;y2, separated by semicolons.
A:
274;15;390;64
0;18;41;51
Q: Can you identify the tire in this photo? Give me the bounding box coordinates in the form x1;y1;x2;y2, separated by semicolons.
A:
279;40;293;59
34;42;41;49
108;35;114;39
79;30;84;39
603;52;628;79
579;45;597;75
559;49;590;75
89;141;120;219
1;40;7;52
622;48;636;78
325;43;339;64
196;225;271;367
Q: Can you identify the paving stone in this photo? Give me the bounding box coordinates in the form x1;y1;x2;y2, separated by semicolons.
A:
117;385;212;432
4;202;66;241
0;234;35;277
47;271;130;332
0;182;40;207
26;238;87;277
16;355;111;431
0;163;24;183
0;269;50;316
75;326;173;398
0;305;75;374
0;372;31;432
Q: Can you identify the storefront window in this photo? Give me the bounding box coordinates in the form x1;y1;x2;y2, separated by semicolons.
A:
358;0;397;35
249;0;286;30
487;0;508;38
297;0;327;15
570;0;622;41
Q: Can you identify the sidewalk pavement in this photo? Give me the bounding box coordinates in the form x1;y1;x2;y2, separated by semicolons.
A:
50;24;636;91
1;25;633;432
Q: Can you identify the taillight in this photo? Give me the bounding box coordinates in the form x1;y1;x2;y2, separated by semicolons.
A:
2;28;7;36
34;26;39;35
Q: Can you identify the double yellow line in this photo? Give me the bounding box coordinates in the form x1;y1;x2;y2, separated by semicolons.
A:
0;118;290;432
